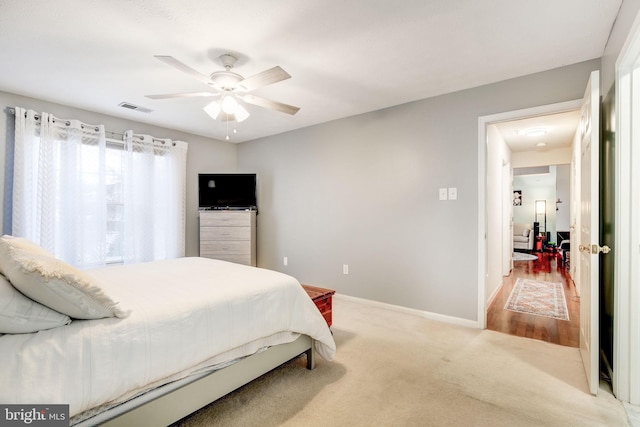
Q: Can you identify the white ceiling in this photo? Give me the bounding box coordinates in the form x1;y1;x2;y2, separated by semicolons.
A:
495;110;582;153
0;0;621;143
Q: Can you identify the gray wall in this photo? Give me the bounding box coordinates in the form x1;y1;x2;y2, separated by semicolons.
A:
0;59;602;322
238;59;600;321
0;91;236;257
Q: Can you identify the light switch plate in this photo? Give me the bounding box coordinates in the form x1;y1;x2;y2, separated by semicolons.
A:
448;187;457;200
439;188;448;200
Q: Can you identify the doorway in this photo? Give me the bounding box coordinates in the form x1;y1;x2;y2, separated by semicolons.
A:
477;99;581;331
485;111;580;347
479;69;603;395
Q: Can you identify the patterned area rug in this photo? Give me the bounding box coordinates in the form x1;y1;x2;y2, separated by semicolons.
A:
513;252;538;261
504;278;569;320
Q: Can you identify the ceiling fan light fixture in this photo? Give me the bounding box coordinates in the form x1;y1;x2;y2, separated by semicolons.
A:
210;71;243;91
526;128;547;138
234;103;250;122
221;96;238;114
149;54;298;139
203;100;221;119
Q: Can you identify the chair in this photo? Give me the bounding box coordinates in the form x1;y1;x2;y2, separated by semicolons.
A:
513;223;534;251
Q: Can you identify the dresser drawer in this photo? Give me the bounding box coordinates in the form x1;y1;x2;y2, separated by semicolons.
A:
201;253;253;265
200;226;251;241
200;241;251;255
199;210;256;266
200;211;253;227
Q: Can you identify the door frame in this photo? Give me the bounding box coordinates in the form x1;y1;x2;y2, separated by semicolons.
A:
477;99;581;329
502;161;512;277
613;9;640;404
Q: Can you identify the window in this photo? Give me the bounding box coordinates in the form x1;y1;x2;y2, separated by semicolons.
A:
105;141;125;264
12;108;188;268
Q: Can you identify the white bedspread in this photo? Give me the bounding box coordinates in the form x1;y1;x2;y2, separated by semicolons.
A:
0;257;336;419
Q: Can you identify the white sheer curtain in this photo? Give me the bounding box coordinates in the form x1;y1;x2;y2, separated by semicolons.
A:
13;108;108;268
121;131;187;263
12;108;188;268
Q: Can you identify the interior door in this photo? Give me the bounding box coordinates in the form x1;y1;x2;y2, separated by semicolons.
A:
579;70;600;395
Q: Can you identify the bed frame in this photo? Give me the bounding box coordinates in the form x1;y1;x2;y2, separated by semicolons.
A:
77;335;314;426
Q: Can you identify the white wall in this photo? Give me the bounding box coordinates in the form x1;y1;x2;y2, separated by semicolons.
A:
0;91;237;257
513;170;557;241
556;164;571;232
238;59;600;322
486;124;511;304
511;147;572;167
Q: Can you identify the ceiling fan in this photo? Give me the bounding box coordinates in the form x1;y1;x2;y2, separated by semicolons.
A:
145;54;300;122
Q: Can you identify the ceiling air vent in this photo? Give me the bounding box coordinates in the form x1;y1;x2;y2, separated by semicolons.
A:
118;102;153;114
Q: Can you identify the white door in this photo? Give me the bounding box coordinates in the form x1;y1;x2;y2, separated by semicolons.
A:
579;70;602;395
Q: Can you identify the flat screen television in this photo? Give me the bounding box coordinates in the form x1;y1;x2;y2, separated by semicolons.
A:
198;173;257;210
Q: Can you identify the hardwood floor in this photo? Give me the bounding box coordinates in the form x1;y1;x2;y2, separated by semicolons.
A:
487;251;580;348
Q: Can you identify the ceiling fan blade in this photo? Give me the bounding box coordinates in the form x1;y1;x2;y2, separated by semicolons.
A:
237;66;291;92
154;55;213;86
145;92;219;100
242;95;300;115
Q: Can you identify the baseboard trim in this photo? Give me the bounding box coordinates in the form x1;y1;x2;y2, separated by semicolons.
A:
486;279;503;309
334;293;479;329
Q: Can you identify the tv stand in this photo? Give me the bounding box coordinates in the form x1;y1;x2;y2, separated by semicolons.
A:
199;206;257;212
199;210;256;266
214;206;256;211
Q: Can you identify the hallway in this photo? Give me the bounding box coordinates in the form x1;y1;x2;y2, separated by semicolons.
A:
487;251;580;348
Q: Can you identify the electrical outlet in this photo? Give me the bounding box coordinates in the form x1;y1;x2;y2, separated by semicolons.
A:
439;188;448;201
343;264;349;275
448;187;457;200
283;256;288;266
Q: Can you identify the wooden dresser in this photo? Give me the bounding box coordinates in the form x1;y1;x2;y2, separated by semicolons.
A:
199;210;256;266
302;284;336;327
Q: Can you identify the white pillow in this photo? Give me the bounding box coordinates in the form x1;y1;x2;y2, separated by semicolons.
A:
522;229;531;237
0;273;71;333
0;235;53;276
0;237;129;319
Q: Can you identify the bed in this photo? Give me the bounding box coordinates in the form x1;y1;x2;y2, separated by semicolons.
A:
0;236;336;426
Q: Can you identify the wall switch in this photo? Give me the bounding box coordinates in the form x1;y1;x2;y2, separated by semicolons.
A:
283;256;288;266
343;264;349;275
448;187;457;200
439;188;448;201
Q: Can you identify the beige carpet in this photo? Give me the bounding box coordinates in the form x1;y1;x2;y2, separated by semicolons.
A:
173;296;629;427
